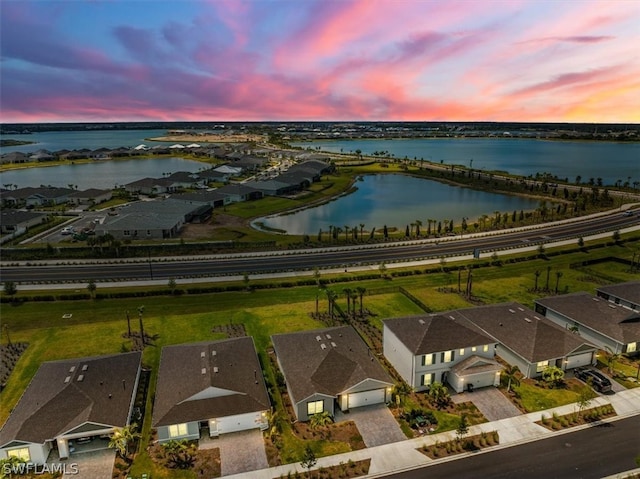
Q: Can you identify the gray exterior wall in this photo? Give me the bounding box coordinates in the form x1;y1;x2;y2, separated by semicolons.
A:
156;421;200;443
382;326;414;386
542;310;625;355
294;394;335;422
0;442;51;465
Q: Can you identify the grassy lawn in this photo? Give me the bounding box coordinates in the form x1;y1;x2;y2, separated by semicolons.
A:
508;379;583;413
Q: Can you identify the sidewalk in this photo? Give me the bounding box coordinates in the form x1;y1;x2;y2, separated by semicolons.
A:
226;387;640;478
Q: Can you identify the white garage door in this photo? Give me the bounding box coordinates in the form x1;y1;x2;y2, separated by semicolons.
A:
566;352;593;370
348;389;385;409
215;413;259;434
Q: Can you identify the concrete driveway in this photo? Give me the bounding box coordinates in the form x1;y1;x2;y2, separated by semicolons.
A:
336;403;406;447
452;386;522;421
215;429;268;476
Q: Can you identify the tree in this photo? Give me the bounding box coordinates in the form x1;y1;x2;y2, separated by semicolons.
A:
503;365;521;393
3;281;17;298
603;346;621;375
578;236;585;250
168;277;177;294
325;289;337;318
392;382;412;408
612;230;621;243
243;272;251;291
359;223;365;241
577;379;597;417
554;271;563;293
379;261;387;279
533;270;541;291
125;310;132;337
86;279;97;299
108;423;140;457
343;288;353;315
138;305;146;345
300;445;317;478
428;381;451;409
313;267;321;287
545;265;552;291
356;286;366;316
456;414;469;442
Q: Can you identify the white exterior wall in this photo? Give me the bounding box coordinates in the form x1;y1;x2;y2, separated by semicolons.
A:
210;411;268;436
0;442;51;465
382;326;415;385
495;345;534;378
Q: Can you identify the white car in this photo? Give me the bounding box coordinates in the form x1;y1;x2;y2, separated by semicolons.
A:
61;226;75;235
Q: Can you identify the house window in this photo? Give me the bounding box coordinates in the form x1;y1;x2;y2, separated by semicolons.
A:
307;400;324;416
124;230;130;236
168;423;188;438
536;360;549;373
471;346;477;352
8;447;30;461
459;348;465;356
421;373;434;387
483;345;490;352
441;350;455;363
421;354;435;366
627;342;637;354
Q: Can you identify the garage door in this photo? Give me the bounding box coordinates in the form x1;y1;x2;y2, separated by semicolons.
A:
566;352;593;370
348;389;385;409
215;413;260;434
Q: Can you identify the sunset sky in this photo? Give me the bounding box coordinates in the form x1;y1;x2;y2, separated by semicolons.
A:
1;0;639;123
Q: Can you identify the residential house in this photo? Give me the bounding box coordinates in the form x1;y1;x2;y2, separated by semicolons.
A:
535;292;640;356
271;326;394;422
0;209;48;235
215;184;263;203
24;187;75;207
213;165;243;177
152;337;270;442
170;191;230;209
0;152;31;165
68;189;113;206
447;303;598;378
123;178;175;195
383;315;501;393
596;281;640;311
0;352;141;464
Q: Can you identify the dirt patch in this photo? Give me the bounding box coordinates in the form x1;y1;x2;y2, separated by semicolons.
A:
181;213;250;240
212;323;247;338
0;342;28;388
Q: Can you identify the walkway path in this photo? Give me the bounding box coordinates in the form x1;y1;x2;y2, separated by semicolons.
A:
226;387;640;478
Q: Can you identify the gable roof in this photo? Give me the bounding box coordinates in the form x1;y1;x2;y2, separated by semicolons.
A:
0;352;141;446
449;355;503;376
152;337;270;427
384;314;495;354
447;303;597;363
271;326;393;405
536;292;640;345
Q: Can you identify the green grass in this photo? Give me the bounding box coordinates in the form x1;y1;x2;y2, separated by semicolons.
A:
512;380;582;412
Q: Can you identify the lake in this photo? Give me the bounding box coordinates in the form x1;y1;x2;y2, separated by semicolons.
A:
256;174;541;234
0;157;206;190
293;138;639;187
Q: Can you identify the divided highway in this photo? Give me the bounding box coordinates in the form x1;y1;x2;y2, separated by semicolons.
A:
1;213;637;284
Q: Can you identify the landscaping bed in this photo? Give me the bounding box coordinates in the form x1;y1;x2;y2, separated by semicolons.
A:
537;404;616;431
147;439;221;479
419;431;499;459
274;458;371;479
0;342;28;389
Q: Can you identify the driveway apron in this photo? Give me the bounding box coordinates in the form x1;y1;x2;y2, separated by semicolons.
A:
217;429;268;476
452;386;522;421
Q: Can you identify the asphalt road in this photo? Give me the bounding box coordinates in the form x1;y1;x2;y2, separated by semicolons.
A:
1;212;638;283
385;415;640;479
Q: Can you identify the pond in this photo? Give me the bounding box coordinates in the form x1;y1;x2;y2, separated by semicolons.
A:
256;174;541;234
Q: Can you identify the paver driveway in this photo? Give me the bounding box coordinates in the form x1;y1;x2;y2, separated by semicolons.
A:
62;449;115;479
336;403;406;447
216;429;268;476
452;386;521;421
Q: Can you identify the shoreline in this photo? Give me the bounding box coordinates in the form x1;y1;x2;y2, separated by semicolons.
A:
146;133;265;143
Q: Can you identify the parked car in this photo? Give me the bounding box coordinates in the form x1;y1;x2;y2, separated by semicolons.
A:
574;367;612;393
60;226;75;235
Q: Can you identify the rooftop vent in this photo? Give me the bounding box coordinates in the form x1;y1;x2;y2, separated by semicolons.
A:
523;317;532;323
509;309;515;313
326;334;332;339
77;374;84;382
81;364;88;371
534;316;541;320
449;315;455;320
608;304;617;309
214;367;219;373
331;342;337;348
64;376;71;383
518;307;524;312
418;319;425;325
316;335;322;341
69;366;76;373
592;297;600;301
201;368;207;375
320;343;327;350
201;351;206;358
212;350;217;356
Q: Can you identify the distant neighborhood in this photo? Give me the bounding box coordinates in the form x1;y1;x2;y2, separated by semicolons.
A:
0;143;334;243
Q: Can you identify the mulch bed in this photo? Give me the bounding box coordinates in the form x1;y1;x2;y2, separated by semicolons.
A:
273;459;371;479
212;323;246;337
418;431;499;459
0;342;28;388
536;404;616;431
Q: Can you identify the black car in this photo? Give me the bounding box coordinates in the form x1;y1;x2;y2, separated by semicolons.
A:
574;367;612;393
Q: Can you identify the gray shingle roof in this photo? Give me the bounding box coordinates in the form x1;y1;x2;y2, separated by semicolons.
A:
597;281;640;306
152;338;270;427
537;292;640;345
447;303;596;362
0;352;141;446
271;326;393;404
384;314;495;354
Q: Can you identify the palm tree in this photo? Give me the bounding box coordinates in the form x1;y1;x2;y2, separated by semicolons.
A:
545;266;552;291
137;305;145;345
343;288;353;315
325;289;337;318
343;225;350;242
428;381;451;409
555;271;563;293
534;270;541;291
309;411;333;429
356;286;366;316
125;310;132;337
503;365;520;392
392;382;412;408
108;423;140;457
359;223;365;241
603;346;621;374
415;219;422;237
